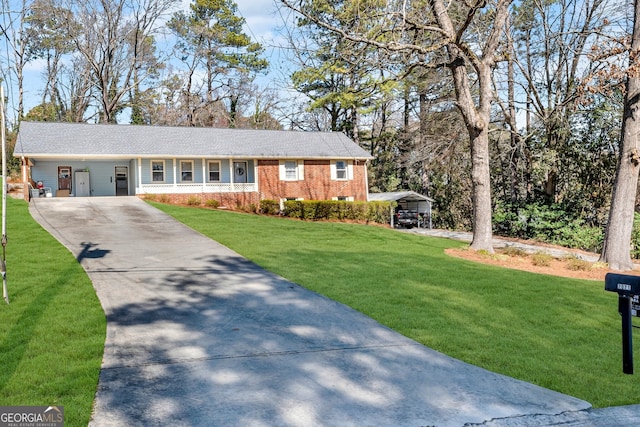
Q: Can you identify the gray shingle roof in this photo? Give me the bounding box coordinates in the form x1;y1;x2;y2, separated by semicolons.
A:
368;191;434;202
14;122;373;160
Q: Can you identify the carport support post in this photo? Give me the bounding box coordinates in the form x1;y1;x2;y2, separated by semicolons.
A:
619;294;634;374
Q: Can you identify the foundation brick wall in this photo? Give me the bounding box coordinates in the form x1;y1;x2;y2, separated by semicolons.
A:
140;192;261;209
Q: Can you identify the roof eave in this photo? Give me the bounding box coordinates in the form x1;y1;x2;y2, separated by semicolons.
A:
16;154;374;161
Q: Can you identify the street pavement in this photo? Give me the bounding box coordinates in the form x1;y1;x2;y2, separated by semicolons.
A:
28;197;638;426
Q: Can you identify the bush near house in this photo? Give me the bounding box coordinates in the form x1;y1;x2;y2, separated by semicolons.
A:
259;199;280;215
280;200;394;224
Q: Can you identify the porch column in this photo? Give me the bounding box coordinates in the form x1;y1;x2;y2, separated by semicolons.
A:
137;158;142;194
201;158;206;192
172;158;177;190
253;159;259;195
229;158;235;192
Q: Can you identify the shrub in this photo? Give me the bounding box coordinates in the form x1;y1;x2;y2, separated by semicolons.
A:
281;200;394;224
205;199;219;208
502;247;529;257
158;194;170;203
564;256;592;271
591;261;609;270
493;202;604;252
366;201;395;224
631;213;640;259
283;200;305;219
260;199;280;215
186;196;201;206
532;252;553;267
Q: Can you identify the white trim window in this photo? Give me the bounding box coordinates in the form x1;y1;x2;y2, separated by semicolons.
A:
333;196;354;201
279;160;304;181
331;160;353;180
180;160;194;182
151;160;165;182
208;161;221;182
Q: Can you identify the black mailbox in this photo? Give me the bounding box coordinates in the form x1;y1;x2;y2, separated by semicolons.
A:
604;273;640;374
605;273;640;297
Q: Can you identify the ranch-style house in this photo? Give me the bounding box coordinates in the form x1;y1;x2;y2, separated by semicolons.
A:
14;121;373;208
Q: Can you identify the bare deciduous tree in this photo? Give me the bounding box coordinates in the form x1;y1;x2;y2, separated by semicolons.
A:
45;0;178;123
280;0;513;252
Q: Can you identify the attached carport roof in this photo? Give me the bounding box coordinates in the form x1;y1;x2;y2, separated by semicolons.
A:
368;191;434;203
13;121;374;160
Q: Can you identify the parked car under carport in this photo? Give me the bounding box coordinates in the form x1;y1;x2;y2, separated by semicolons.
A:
368;191;433;229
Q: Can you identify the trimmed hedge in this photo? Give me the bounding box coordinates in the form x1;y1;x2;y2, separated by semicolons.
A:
260;199;395;225
259;199;280;215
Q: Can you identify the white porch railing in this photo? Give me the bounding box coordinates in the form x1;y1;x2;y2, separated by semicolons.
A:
138;182;257;194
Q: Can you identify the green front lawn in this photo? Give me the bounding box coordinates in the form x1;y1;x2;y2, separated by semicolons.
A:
0;198;105;427
151;202;640;408
2;196;636;423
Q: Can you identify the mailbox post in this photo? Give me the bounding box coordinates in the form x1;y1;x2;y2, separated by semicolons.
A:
604;273;640;374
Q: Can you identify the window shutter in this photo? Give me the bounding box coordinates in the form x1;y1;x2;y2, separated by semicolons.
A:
348;161;354;180
330;161;337;180
279;160;286;180
298;161;304;180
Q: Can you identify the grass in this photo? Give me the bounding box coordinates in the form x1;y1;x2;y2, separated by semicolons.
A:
150;202;640;408
0;198;105;427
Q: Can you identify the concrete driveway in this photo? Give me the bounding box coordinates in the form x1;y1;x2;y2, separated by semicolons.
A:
29;197;594;426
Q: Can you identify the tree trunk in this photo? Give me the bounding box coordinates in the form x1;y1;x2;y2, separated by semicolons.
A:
449;52;496;253
599;0;640;271
469;125;494;251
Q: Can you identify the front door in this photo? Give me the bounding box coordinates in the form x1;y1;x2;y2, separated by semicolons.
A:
115;166;128;196
58;166;72;191
234;162;247;183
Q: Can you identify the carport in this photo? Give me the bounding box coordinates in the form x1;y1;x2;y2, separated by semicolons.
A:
368;191;433;229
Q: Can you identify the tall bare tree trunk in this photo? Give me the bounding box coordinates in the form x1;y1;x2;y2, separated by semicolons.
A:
599;0;640;271
469;125;494;250
432;0;511;252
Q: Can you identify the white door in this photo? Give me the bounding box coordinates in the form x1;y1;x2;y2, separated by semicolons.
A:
75;171;90;197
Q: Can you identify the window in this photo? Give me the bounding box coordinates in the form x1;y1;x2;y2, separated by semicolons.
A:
331;160;352;180
285;161;297;180
279;160;304;181
335;161;347;180
180;160;194;182
208;161;221;182
151;160;165;182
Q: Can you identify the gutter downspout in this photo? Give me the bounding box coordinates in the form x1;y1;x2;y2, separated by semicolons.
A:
364;159;370;201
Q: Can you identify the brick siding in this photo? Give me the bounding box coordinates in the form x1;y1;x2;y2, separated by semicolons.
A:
258;160;368;201
140;192;261;210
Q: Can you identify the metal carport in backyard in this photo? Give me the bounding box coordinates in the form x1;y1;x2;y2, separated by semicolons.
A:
369;191;434;229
